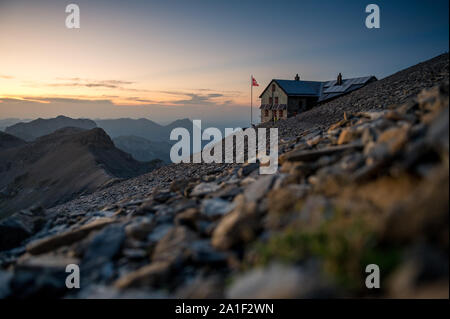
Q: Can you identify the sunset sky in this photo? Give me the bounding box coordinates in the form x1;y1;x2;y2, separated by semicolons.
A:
0;0;448;126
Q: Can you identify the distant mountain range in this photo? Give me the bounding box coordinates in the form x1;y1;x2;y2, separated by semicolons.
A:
0;115;201;215
0;127;162;217
2;116;199;164
0;118;31;132
95;118;194;141
113;136;172;163
5;115;97;141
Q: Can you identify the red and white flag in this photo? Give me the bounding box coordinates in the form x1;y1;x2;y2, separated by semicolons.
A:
252;76;259;86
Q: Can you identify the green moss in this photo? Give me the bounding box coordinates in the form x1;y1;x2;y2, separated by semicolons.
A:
246;209;401;292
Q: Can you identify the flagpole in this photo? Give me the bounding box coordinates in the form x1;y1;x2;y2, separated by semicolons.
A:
250;75;253;126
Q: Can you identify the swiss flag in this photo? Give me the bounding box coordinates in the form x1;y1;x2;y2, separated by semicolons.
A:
252;76;259;86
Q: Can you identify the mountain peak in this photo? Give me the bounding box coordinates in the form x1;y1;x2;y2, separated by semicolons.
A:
5;116;97;141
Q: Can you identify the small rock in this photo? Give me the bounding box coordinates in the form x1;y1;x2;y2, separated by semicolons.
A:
377;125;410;154
81;224;125;283
114;260;172;289
211;196;259;250
26;218;115;255
190;182;221;197
148;224;173;243
337;128;358;145
361;126;378;145
152;226;198;265
153;190;173;203
200;198;235;218
83;224;125;263
238;162;259;177
0;209;46;251
125;217;154;240
244;175;275;203
190;240;227;264
122;248;148;260
280;144;363;163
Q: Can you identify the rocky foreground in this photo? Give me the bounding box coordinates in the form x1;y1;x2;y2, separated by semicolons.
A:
0;55;449;298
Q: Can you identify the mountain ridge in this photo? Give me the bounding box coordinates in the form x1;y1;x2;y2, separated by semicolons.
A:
5;115;97;141
0;127;161;217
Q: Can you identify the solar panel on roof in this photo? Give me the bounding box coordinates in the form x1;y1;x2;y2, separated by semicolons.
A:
260;76;375;107
275;80;323;96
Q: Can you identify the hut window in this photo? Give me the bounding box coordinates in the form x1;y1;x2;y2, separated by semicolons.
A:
274;97;279;104
272;84;275;92
279;110;283;117
269;97;273;104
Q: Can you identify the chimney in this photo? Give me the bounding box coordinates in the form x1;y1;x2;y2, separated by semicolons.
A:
336;73;343;86
294;74;300;81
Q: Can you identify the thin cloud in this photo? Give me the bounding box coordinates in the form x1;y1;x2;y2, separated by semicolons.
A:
0;97;50;104
48;80;134;89
0;74;14;79
170;92;225;105
1;85;239;107
191;88;242;95
158;90;236;106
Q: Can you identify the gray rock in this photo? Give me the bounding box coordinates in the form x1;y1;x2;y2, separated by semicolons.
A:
152;226;198;265
83;224;125;262
201;198;235;218
238;162;259;177
190;240;227;264
282;144;363;162
148;224;173;243
125;217;154;240
26;217;115;255
211;197;260;250
0;209;46;251
10;255;78;298
190;182;221;197
244;175;275;202
81;224;126;283
114;260;172;289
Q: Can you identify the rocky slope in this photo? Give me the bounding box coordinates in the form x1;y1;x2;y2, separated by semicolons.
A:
0;132;26;150
0;127;162;218
260;53;449;137
0;54;448;299
5;115;97;141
